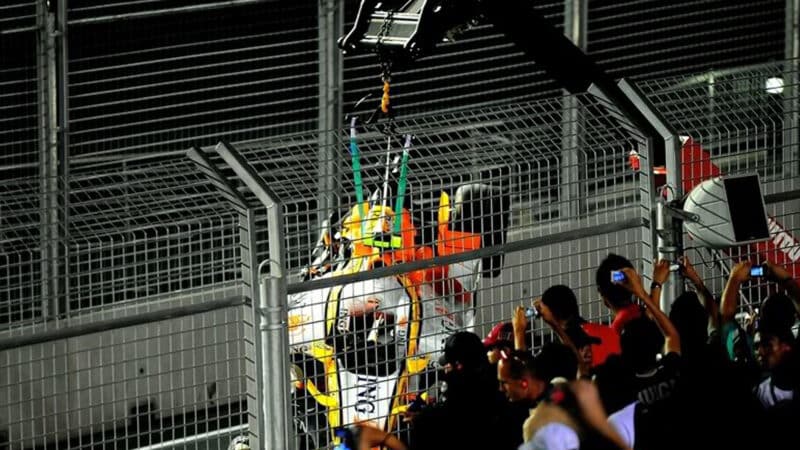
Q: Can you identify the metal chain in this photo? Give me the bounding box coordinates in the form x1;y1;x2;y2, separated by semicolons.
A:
375;9;396;134
376;9;395;82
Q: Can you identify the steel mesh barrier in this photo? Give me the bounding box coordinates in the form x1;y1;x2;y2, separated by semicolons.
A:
210;89;654;448
640;59;800;308
233;94;648;273
0;155;254;449
0;303;249;450
0;157;243;329
0;5;38;177
2;59;798;449
66;0;319;164
588;0;785;80
0;0;796;447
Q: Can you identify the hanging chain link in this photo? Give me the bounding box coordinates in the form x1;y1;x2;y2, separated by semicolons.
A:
374;9;396;134
376;9;395;83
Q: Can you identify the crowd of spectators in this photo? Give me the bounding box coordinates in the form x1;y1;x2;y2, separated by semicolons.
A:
354;253;800;450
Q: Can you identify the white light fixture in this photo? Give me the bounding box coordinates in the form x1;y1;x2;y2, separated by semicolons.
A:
766;77;784;95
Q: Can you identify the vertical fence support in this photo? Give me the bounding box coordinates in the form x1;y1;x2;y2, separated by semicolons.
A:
215;142;292;450
617;80;684;311
186;146;266;448
560;0;587;219
262;202;290;450
36;0;62;319
56;0;71;315
317;0;344;227
785;0;799;180
240;209;265;450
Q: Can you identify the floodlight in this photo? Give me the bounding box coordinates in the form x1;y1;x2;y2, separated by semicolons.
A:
683;174;770;249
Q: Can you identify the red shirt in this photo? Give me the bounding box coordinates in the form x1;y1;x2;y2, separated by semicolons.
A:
582;322;621;367
611;303;642;335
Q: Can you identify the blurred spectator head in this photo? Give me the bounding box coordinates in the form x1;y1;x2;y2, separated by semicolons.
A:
497;350;545;402
563;321;600;369
759;293;797;332
542;284;581;323
669;291;708;355
620;317;664;372
536;342;580;382
755;293;796;370
596;253;635;308
439;331;486;373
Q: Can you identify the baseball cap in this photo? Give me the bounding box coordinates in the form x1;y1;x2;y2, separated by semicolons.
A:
483;320;535;349
564;322;601;348
438;331;485;368
483;322;514;348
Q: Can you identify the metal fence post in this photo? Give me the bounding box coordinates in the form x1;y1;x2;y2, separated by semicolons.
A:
186;146;266;448
56;0;71;315
561;0;587;219
262;203;290;450
785;0;799;180
617;79;684;311
241;209;266;450
317;0;343;227
36;0;63;319
214;142;292;450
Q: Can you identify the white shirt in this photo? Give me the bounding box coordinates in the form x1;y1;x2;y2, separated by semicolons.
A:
518;423;580;450
608;401;637;449
756;377;794;408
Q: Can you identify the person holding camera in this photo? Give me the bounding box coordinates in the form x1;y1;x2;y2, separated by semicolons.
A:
595;254;645;334
536;284;621;369
718;260;799;448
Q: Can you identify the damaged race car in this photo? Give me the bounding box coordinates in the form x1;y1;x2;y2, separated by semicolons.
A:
287;123;510;448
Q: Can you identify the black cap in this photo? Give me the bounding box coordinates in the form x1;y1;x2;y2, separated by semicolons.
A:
438;331;485;369
564;322;601;348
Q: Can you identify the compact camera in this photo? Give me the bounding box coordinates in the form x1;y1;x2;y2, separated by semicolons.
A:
750;265;766;277
610;270;625;284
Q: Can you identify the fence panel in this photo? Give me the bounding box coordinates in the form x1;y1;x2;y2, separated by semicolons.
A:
0;154;254;449
67;0;319;164
0;304;249;450
641;60;800;309
0;5;38;177
227;91;655;448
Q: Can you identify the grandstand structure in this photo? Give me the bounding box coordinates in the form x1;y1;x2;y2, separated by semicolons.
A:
1;1;798;449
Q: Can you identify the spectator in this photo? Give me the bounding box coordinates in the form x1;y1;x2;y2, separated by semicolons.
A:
358;331;503;450
493;347;546;449
484;318;533;365
540;284;621;368
718;260;800;448
678;255;719;331
522;379;632;450
533;300;594;378
595;263;682;450
753;293;797;409
595;254;642;334
498;350;548;404
536;342;581;383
